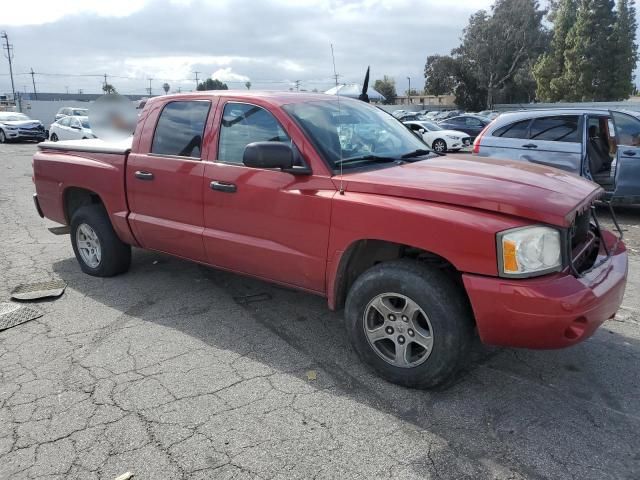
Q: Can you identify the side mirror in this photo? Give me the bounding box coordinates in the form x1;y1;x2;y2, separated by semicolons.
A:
243;142;294;170
418;128;426;134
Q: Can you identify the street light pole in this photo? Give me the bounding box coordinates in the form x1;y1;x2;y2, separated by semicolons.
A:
406;76;411;105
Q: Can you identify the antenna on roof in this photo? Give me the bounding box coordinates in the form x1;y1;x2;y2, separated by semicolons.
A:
331;44;345;195
359;66;370;103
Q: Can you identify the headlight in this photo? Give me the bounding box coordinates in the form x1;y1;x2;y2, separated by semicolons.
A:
497;226;562;277
446;135;461;140
3;125;17;130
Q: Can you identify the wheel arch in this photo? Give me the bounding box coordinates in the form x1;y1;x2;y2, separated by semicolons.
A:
63;187;105;224
330;238;466;312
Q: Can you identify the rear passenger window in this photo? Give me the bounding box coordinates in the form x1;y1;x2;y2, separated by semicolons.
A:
218;102;291;164
151;101;211;158
493;120;530;139
529;116;579;142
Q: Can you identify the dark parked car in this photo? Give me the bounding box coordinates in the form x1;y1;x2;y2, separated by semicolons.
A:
437;114;490;140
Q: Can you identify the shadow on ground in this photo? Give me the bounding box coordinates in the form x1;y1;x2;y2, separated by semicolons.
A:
52;250;640;479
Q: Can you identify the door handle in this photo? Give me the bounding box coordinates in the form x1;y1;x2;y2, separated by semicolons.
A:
134;170;154;180
623;150;637;156
210;180;237;193
522;143;538;149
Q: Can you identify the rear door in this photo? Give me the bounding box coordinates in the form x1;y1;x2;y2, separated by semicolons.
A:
610;111;640;201
524;115;582;172
126;98;215;262
201;100;334;292
57;117;72;140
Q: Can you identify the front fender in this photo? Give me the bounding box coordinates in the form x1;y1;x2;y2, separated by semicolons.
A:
325;192;529;309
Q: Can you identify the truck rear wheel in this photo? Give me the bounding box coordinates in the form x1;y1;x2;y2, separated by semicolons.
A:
345;260;473;389
70;205;131;277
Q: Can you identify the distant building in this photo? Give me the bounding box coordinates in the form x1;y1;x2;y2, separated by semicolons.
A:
394;94;456;107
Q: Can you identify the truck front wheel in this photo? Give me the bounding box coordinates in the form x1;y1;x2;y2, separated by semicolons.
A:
345;260;473;389
70;205;131;277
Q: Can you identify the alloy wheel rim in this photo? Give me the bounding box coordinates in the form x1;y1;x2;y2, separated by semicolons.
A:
434;140;445;152
363;292;434;368
76;223;101;268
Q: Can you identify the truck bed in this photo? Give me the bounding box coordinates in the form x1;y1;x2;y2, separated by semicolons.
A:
38;137;133;155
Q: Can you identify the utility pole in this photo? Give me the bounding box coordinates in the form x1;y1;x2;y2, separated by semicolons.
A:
294;80;301;92
406;76;411;105
147;78;153;96
103;73;108;91
194;71;200;91
65;86;69;95
1;31;17;108
30;68;37;99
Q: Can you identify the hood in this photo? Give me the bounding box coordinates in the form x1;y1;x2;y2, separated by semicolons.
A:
338;156;602;227
0;120;43;128
438;129;470;138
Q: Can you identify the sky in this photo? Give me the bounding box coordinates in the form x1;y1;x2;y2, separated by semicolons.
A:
0;0;495;96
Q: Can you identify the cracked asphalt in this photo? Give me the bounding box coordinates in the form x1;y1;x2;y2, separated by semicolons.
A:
1;143;639;480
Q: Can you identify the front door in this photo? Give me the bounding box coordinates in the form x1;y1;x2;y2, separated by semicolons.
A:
202;101;334;293
610;111;640;201
126;99;213;262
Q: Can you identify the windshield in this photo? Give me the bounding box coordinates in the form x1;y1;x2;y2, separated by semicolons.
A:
0;113;30;122
73;109;88;116
421;121;442;131
284;99;429;170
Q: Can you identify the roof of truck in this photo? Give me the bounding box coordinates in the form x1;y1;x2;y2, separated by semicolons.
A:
146;90;343;107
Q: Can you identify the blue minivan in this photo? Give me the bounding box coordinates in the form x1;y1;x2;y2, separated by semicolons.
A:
473;108;640;203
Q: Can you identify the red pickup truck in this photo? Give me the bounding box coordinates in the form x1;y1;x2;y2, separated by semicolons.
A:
32;92;628;388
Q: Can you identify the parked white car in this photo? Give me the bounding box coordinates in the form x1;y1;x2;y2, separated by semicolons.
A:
54;107;89;122
404;120;471;153
49;116;95;141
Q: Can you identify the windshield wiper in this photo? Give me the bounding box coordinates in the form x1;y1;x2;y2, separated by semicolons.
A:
334;155;401;166
401;148;438;159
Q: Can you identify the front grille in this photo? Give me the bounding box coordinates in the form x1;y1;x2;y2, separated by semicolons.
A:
569;209;600;275
568;202;623;277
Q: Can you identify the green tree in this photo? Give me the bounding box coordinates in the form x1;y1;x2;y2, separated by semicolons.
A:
562;0;617;101
197;78;229;91
533;0;577;101
455;0;547;108
373;76;397;104
611;0;638;99
102;83;117;94
162;83;170;94
424;55;457;96
245;81;252;90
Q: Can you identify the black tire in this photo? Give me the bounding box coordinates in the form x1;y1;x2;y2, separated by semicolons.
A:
70;204;131;277
50;133;58;142
345;259;473;389
0;129;6;143
432;139;447;153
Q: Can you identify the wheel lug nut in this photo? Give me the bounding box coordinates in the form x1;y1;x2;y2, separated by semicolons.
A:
385;326;394;335
401;315;408;322
408;329;415;337
388;314;396;321
398;336;405;344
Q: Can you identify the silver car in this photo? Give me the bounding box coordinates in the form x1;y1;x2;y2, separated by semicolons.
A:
473;108;640;203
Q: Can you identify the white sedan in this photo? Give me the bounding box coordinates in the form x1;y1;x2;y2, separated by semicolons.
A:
49;116;96;141
404;120;471;153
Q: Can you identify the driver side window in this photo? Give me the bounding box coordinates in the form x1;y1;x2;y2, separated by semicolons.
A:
218;103;291;164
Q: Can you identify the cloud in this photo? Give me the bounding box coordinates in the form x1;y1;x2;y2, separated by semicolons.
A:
0;0;497;95
211;68;250;83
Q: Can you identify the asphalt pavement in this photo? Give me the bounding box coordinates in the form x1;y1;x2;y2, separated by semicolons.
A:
0;143;639;479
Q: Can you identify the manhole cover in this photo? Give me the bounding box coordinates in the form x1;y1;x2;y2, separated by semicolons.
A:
11;280;67;301
0;303;43;331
